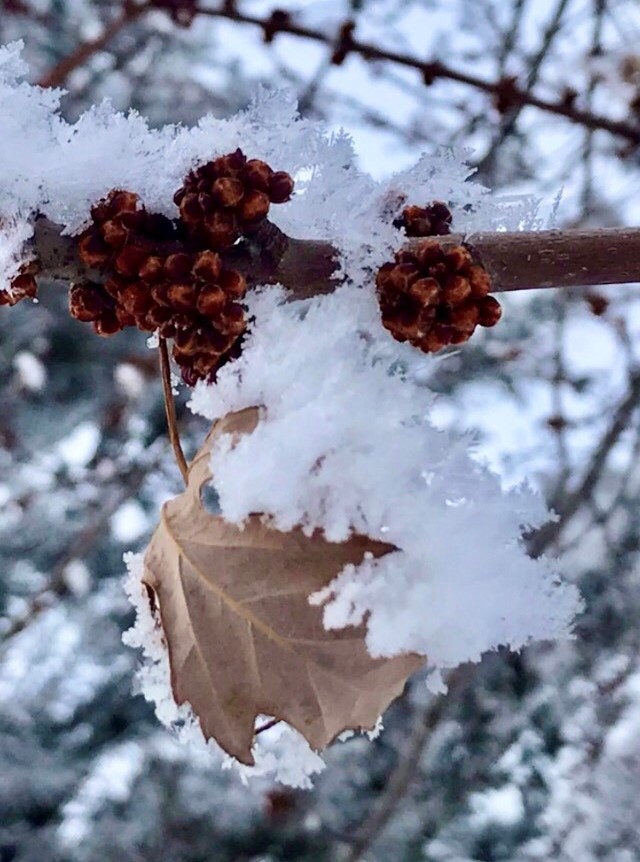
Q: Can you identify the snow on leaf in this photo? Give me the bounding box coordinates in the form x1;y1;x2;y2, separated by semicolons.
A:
142;407;425;766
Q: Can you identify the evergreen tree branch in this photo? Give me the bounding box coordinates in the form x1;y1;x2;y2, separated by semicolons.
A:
0;453;159;647
340;687;452;862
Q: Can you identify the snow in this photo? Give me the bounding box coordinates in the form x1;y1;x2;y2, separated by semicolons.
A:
61;560;91;598
114;363;146;399
58;741;145;848
0;40;540;255
57;421;100;469
110;501;148;543
470;784;525;827
190;286;581;672
13;351;46;392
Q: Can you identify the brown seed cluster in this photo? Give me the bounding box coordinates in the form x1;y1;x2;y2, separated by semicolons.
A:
70;188;248;383
174;148;295;250
394;201;453;237
376;239;502;352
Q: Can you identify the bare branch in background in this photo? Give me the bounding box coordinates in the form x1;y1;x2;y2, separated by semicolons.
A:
37;2;148;89
30;1;640;146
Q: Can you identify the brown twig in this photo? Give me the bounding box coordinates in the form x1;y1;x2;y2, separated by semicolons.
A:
37;3;148;89
188;4;640;145
158;336;189;485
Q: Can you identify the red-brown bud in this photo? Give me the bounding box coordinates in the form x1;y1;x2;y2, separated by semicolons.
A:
114;245;151;278
120;284;153;315
468;265;491;298
219;269;247;299
217;302;246;336
93;311;123;336
389;263;420;292
268;171;295;203
167;282;199;311
164;253;193;280
212;149;247;177
449;301;479;333
139;256;165;284
179;193;202;225
409;277;440;306
69;282;112;321
196;284;227;317
212;177;244;208
243;159;273;192
192;250;222;283
442;275;471;306
445;245;473;272
78;232;111;269
204;210;239;248
240;189;270;223
478;295;502;327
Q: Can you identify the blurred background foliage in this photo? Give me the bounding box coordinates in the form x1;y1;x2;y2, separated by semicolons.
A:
3;1;640;860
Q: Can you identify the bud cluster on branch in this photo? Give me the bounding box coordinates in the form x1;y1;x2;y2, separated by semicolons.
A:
16;150;296;384
6;145;640;393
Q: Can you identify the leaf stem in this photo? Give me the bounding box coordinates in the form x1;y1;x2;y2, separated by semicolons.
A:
158;337;189;486
255;717;281;735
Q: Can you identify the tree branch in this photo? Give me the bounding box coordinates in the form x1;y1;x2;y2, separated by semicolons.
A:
189;4;640;145
527;368;640;558
29;218;640;296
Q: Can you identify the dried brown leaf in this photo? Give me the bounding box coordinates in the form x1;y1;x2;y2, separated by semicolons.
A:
143;407;425;765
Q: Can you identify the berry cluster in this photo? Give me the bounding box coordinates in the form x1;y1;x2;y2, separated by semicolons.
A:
376;239;502;352
174;149;294;250
394;201;453;237
70;187;248;382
